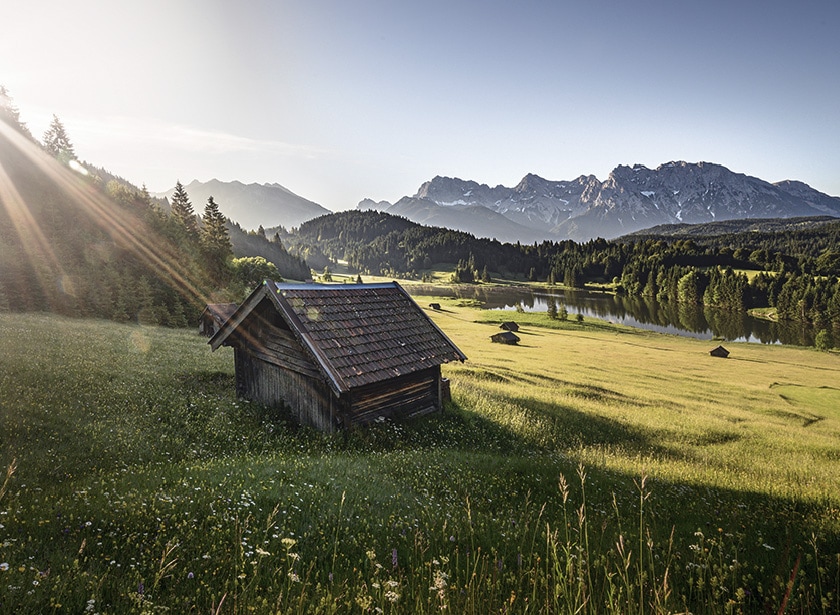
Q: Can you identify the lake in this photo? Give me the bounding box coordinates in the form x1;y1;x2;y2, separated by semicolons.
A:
410;284;820;346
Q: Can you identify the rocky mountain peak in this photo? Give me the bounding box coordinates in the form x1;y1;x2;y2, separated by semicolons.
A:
361;162;839;243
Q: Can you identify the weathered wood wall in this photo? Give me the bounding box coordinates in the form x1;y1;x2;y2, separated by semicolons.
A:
228;295;445;431
235;347;336;431
230;297;337;431
344;367;440;427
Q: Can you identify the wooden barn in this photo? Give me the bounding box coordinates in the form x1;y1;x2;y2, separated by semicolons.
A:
209;281;467;431
499;321;520;332
709;345;730;358
199;303;238;337
491;331;520;345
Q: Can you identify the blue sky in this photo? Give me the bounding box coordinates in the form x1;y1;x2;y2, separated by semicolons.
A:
2;0;838;215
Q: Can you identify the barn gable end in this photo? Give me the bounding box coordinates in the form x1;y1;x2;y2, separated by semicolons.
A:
199;303;238;337
209;281;466;431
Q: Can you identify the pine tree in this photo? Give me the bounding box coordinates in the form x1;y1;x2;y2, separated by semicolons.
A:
547;297;558;320
201;196;230;250
201;196;232;284
170;180;198;235
559;305;569;321
0;86;34;139
42;114;76;162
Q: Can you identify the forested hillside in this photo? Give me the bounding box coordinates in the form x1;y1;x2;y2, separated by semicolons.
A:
287;209;840;332
288;210;543;279
0;88;307;325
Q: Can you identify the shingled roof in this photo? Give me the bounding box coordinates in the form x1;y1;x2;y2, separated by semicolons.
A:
210;281;466;393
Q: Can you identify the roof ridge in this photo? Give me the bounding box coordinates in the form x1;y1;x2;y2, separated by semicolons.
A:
269;280;399;291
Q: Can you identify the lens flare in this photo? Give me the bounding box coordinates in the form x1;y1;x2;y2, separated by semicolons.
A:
0;117;212;314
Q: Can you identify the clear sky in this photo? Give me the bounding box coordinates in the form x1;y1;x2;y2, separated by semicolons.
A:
2;0;838;211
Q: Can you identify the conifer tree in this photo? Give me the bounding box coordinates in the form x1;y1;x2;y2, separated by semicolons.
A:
42;114;76;162
201;196;232;284
0;86;34;139
547;297;558;320
170;180;198;235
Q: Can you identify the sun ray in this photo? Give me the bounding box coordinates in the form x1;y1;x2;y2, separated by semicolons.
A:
0;118;212;314
0;155;69;309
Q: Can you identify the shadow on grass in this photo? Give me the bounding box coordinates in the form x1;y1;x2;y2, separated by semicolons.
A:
361;392;658;459
459;364;638;405
176;370;235;395
500;393;657;451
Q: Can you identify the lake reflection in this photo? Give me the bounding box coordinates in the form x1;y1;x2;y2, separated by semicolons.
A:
409;285;817;346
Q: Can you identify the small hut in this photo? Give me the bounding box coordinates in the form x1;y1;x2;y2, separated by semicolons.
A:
709;345;730;358
209;281;466;431
199;303;238;337
491;331;520;345
499;321;520;332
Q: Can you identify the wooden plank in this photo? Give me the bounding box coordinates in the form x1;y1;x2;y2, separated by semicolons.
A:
346;371;438;425
246;346;322;380
350;379;434;413
237;351;336;432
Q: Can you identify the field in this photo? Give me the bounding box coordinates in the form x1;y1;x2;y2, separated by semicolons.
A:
1;307;839;614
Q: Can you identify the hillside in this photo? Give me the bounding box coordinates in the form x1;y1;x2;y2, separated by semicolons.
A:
0;111;318;294
288;209;540;278
1;311;838;612
0;111;213;323
621;215;840;239
0;91;312;322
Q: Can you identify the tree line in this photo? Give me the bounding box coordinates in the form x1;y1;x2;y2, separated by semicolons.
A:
289;210;840;331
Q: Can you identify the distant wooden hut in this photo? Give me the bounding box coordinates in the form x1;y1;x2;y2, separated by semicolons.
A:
209;281;467;431
709;345;730;358
499;321;520;332
199;303;238;337
491;331;520;345
429;303;441;310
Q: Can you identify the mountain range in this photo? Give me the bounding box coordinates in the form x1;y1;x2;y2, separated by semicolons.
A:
154;179;329;232
359;161;840;242
154;162;840;244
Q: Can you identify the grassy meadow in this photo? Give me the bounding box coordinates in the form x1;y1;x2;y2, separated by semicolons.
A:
1;307;839;614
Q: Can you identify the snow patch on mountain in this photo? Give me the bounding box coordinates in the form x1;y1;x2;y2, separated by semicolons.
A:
359;161;840;242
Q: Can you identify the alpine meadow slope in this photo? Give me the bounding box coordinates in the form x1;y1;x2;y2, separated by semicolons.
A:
0;309;838;613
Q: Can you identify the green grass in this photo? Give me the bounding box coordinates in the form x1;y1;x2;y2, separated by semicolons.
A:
1;311;839;613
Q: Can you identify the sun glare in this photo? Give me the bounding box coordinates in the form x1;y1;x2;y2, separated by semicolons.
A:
0;118;211;312
68;159;89;175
